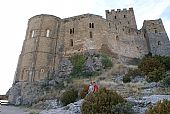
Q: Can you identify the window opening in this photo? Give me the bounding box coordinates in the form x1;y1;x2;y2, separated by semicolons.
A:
92;23;94;28
124;15;126;18
90;32;93;38
89;23;91;28
70;39;73;46
70;29;72;34
46;29;50;37
116;36;119;40
115;16;116;19
31;30;35;38
158;41;161;45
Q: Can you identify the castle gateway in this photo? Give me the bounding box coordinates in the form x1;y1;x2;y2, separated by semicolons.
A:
13;8;170;83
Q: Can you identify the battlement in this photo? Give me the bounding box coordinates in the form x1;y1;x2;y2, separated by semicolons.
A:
106;7;133;14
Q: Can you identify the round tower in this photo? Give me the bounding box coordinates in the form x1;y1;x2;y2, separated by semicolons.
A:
14;14;61;83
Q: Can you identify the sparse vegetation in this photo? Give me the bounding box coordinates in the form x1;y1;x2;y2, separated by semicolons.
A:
161;74;170;87
70;54;86;77
79;84;89;99
60;89;78;106
123;69;143;83
145;99;170;114
101;53;113;69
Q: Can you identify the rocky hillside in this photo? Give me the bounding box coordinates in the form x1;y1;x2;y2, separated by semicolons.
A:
7;51;170;114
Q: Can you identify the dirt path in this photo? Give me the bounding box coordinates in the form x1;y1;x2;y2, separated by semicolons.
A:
0;105;29;114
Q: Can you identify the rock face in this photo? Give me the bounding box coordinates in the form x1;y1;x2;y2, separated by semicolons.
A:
40;99;83;114
58;58;73;77
8;81;62;105
127;95;170;114
8;82;22;105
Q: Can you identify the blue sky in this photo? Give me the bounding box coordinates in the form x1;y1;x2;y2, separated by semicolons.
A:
0;0;170;94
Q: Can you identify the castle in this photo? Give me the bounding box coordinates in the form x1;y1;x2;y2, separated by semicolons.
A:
13;8;170;83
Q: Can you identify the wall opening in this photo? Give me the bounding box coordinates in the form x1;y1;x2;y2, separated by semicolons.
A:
90;31;93;38
70;29;72;34
114;16;116;19
89;23;91;28
70;28;74;34
70;39;73;46
46;29;50;37
158;41;161;45
92;23;94;28
89;23;94;28
116;36;119;40
31;30;35;38
124;15;126;18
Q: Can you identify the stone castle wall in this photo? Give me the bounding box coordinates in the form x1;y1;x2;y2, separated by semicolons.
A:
13;8;170;83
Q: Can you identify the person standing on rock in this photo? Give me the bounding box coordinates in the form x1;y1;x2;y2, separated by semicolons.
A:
93;82;99;92
88;82;94;94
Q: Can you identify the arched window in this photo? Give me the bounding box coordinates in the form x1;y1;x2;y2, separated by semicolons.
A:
115;16;116;19
46;29;50;37
89;23;94;28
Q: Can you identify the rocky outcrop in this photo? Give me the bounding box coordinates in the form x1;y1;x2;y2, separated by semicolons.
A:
58;58;73;77
8;82;22;105
40;99;83;114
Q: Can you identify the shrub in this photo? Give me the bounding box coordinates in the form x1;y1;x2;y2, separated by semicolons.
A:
70;54;86;77
101;54;113;69
123;75;131;83
146;67;166;82
161;75;170;87
145;99;170;114
79;84;89;99
138;57;163;75
81;88;126;114
60;89;78;106
123;69;143;83
111;102;134;114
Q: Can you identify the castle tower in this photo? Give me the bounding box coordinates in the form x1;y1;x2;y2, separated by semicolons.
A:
142;19;170;56
14;14;61;83
105;8;137;35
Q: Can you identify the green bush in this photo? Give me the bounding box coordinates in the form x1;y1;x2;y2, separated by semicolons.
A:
79;84;89;99
101;54;113;69
162;75;170;87
111;102;134;114
145;99;170;114
70;54;86;77
81;88;126;114
60;89;78;106
138;56;170;82
147;67;166;82
123;75;131;83
123;69;143;83
138;57;163;75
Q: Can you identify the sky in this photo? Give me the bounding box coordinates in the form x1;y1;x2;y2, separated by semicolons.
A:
0;0;170;95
